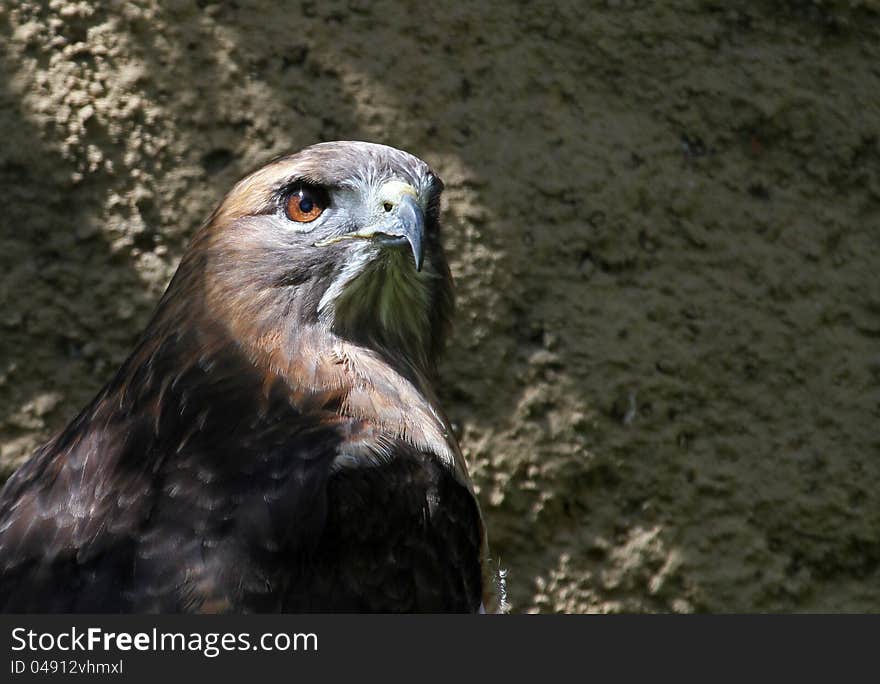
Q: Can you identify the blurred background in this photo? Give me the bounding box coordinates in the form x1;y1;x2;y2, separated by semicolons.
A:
1;0;878;612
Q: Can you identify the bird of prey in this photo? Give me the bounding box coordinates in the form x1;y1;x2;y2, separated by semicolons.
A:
0;141;503;613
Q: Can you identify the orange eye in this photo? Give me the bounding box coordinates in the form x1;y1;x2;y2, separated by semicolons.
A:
285;186;327;223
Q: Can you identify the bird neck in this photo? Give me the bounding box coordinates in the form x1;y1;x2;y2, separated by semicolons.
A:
320;249;439;380
118;245;457;459
218;317;468;483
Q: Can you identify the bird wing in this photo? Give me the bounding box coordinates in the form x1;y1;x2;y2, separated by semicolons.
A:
0;324;485;613
0;399;156;611
0;328;344;613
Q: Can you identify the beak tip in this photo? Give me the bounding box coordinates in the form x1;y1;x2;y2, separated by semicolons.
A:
398;196;425;273
408;238;424;272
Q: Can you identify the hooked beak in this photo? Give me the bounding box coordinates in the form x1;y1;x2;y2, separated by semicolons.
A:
376;193;425;272
315;191;426;271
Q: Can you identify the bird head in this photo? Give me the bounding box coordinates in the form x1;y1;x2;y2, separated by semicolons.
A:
169;141;454;378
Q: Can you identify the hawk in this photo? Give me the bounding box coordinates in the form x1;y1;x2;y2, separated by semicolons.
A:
0;141;503;613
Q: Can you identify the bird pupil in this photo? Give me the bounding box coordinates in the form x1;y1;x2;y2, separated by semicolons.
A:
299;196;314;213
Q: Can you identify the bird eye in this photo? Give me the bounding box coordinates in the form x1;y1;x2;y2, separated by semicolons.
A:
285;186;327;223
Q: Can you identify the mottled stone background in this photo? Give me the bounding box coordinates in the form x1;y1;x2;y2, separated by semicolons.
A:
1;0;879;612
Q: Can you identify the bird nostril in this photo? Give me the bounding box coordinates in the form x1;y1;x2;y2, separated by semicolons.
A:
383;202;393;212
